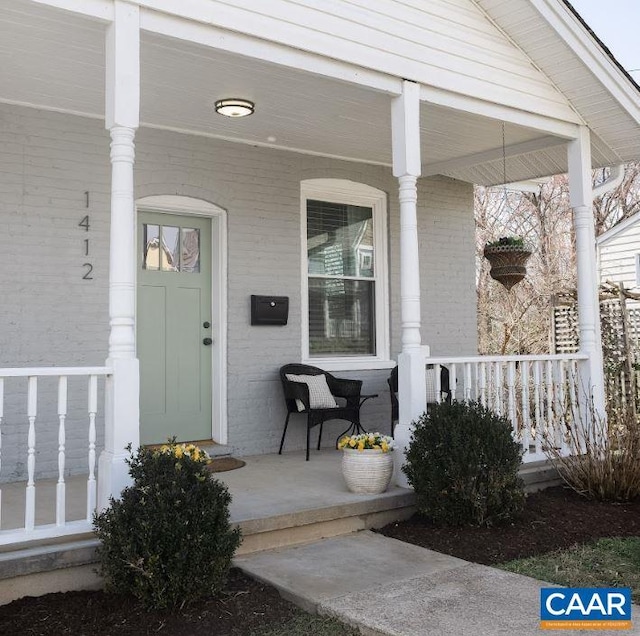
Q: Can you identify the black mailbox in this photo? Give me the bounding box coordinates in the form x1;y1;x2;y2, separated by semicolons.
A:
251;295;289;326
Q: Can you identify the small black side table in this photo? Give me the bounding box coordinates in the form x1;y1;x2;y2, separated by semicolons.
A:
335;394;379;446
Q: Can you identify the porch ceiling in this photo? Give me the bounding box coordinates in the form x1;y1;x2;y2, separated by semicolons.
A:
0;0;624;186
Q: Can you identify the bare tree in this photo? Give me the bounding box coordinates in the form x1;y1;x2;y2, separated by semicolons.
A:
593;162;640;234
477;162;640;355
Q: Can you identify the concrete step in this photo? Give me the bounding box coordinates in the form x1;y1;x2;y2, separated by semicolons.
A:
519;460;562;492
0;485;415;604
235;488;415;555
200;443;233;458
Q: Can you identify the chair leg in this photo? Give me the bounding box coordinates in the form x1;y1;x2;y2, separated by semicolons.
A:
306;423;311;461
317;422;324;450
279;413;291;455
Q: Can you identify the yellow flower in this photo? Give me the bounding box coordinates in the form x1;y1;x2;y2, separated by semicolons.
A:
357;441;365;451
349;439;356;448
381;441;388;452
175;446;184;458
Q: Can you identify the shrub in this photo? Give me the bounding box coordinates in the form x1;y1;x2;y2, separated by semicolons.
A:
403;400;524;526
545;392;640;502
94;441;242;609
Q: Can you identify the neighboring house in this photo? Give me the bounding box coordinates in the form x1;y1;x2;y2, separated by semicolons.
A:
1;0;640;548
597;210;640;296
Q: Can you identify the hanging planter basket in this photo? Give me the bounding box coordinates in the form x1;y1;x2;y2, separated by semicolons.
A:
483;240;532;291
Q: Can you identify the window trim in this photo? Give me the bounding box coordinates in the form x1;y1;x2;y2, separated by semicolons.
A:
636;253;640;287
301;179;390;370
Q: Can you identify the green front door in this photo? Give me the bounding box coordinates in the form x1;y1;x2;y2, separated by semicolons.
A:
137;211;212;444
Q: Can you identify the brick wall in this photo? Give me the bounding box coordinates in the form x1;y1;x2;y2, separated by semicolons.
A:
0;104;476;478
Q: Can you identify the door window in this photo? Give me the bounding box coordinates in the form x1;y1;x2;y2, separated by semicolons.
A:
143;224;200;273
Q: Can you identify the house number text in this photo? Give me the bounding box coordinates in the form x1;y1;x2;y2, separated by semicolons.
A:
79;210;93;280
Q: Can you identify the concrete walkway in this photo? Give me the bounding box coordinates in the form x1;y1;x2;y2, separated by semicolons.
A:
234;531;639;636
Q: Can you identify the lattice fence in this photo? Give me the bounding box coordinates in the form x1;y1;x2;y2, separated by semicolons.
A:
550;305;579;354
552;288;640;412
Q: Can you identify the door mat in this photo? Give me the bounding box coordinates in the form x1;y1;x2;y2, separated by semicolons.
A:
206;457;246;473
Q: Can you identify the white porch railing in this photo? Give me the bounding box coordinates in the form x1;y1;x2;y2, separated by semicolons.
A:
424;354;589;464
0;367;111;545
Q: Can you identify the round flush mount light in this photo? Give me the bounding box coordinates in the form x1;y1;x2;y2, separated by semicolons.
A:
214;99;255;118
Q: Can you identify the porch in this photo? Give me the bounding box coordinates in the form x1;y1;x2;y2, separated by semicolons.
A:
0;448;558;604
1;0;632;601
0;352;577;551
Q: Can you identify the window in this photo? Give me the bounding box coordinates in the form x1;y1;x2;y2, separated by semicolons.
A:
142;224;200;273
301;180;389;368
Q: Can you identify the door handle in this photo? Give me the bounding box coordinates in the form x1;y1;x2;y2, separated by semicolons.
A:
203;338;213;346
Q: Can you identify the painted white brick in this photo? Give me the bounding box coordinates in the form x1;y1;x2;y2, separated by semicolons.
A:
0;104;476;476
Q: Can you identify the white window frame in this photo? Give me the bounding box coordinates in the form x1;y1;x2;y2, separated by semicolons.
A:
301;179;391;371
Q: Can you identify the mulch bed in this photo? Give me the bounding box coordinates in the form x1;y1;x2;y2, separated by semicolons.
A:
0;569;298;636
2;486;640;635
377;485;640;565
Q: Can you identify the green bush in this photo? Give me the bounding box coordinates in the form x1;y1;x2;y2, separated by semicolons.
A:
403;400;525;526
94;441;241;609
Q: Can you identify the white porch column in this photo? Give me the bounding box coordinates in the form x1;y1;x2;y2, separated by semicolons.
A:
567;126;606;419
391;81;426;487
98;0;141;510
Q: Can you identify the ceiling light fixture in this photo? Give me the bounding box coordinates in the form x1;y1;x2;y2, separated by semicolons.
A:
214;99;255;118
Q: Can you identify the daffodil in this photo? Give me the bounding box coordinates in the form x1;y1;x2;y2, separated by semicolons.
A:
338;432;395;452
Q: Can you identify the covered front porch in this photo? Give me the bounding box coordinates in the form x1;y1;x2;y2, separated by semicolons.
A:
2;0;639;561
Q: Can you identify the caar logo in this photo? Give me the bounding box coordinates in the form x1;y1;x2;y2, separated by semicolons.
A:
540;588;632;630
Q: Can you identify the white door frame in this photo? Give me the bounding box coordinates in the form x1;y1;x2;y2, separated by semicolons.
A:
135;195;228;444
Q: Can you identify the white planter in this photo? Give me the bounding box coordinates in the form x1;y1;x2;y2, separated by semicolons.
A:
341;448;394;494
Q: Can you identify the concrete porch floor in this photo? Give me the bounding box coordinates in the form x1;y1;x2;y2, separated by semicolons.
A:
0;449;412;533
0;448;557;537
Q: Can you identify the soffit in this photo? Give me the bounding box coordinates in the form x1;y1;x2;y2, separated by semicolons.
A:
476;0;640;164
0;0;634;187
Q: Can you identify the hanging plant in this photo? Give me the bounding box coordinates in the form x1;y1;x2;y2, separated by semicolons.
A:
483;236;532;291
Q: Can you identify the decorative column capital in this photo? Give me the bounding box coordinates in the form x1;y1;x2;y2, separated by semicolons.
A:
572;204;592;227
110;126;136;163
398;174;418;201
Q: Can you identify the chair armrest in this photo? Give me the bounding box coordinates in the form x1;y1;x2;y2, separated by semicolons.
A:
283;381;310;410
328;377;363;399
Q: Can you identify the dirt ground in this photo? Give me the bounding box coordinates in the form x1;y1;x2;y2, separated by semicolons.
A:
378;484;640;564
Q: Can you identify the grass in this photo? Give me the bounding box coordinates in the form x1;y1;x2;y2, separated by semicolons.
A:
252;611;358;635
499;537;640;602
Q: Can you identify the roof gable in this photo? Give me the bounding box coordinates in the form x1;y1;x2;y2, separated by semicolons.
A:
477;0;640;164
597;210;640;246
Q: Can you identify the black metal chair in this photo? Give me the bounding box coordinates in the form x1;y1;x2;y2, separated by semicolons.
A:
279;363;376;460
388;364;452;437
